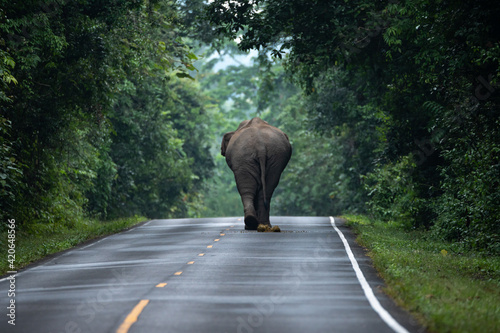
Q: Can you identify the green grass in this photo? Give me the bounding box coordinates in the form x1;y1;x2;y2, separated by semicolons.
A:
0;216;147;276
343;214;500;333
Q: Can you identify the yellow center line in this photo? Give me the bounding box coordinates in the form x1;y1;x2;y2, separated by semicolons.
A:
214;239;220;241
207;245;213;248
220;233;225;236
156;283;167;288
174;271;182;275
187;261;194;264
116;299;149;333
198;253;205;256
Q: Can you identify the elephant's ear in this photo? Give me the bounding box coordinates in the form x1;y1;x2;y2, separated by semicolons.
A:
221;131;234;156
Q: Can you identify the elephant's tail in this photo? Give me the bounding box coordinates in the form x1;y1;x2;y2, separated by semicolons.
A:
259;155;269;210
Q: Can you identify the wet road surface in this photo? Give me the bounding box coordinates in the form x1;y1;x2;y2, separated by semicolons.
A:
0;216;424;333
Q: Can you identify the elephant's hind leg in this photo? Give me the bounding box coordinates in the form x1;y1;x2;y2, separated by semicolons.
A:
243;193;259;230
239;190;259;230
233;168;260;230
244;215;259;230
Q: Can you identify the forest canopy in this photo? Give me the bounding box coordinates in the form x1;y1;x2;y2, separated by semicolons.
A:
205;0;500;253
1;0;499;253
0;0;214;225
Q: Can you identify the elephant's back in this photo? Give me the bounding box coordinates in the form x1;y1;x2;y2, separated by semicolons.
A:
259;126;292;155
226;127;259;159
227;126;291;160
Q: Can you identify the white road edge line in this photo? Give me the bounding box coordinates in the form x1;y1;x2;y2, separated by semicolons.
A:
329;216;410;333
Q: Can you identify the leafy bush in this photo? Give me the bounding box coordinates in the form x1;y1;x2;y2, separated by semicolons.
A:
0;117;22;225
432;105;500;254
364;155;426;227
1;1;213;231
205;0;500;253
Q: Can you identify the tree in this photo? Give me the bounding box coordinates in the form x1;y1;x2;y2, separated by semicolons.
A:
1;0;213;227
206;0;500;252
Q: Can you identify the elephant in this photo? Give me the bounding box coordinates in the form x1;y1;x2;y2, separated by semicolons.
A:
221;117;292;230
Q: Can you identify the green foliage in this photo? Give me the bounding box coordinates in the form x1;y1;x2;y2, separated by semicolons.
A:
275;125;342;216
0;47;18;102
202;160;242;218
1;0;214;231
195;44;260;217
364;155;425;227
2;0;499;256
107;73;209;219
346;215;500;333
259;74;349;216
205;0;500;253
432;105;500;253
0;118;22;223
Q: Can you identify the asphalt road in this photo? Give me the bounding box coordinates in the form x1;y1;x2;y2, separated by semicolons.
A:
1;216;425;333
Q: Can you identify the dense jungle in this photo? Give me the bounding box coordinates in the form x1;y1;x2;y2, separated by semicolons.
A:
1;0;498;254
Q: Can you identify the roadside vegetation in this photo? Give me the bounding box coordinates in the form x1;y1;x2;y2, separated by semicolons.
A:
345;214;500;333
1;1;499;331
205;0;499;254
2;1;498;251
0;1;215;229
0;216;145;275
